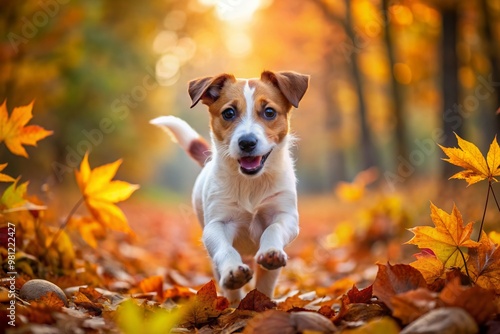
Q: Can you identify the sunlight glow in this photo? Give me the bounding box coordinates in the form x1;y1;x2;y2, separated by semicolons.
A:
226;31;252;58
199;0;262;22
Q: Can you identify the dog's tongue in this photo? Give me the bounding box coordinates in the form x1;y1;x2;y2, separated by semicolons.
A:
239;156;262;170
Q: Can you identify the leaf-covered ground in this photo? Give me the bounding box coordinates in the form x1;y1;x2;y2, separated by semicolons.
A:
1;102;500;333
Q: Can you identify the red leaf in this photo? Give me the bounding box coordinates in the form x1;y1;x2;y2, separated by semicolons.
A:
346;284;373;304
238;289;276;312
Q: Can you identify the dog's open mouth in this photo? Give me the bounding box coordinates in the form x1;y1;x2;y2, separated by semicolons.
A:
238;150;272;175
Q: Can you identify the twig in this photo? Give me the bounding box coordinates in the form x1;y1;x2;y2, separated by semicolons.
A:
458;247;472;283
489;182;500;212
477;181;491;242
46;196;85;250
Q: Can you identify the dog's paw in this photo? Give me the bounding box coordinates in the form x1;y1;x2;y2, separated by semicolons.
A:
256;248;287;270
220;264;253;290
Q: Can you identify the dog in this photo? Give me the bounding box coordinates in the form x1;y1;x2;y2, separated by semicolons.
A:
151;70;309;303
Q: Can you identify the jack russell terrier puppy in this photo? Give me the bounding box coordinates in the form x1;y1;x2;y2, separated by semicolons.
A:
151;70;309;303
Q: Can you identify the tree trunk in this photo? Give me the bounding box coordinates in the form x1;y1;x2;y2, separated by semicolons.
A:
441;7;461;177
344;0;377;170
481;0;500;136
382;0;407;161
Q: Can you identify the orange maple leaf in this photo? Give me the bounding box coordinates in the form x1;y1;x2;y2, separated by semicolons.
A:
406;203;479;268
439;133;500;185
182;280;229;327
75;152;139;234
0;100;53;157
409;250;445;285
467;232;500;293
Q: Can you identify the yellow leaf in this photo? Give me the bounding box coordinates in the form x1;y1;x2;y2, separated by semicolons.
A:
1;179;28;210
75;152;139;234
406;203;479;268
409;250;445;285
0;100;53;158
0;163;15;183
68;216;106;248
487;135;500;177
440;133;500;185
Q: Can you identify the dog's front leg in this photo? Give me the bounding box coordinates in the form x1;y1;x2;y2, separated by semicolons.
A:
254;210;298;298
202;220;253;298
256;211;299;270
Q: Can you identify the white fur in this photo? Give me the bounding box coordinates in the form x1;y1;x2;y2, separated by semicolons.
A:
150;116;200;151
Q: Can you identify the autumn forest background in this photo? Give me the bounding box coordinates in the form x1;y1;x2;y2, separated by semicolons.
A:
1;0;500;332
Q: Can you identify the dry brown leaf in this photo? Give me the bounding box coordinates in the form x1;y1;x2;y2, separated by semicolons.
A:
182;280;229;327
391;288;440;325
238;289;276;312
439;277;496;324
372;263;427;309
276;293;309;311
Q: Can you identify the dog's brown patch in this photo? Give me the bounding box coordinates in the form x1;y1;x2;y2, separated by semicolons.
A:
189;138;211;167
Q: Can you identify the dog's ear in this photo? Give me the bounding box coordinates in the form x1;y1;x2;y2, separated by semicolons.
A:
261;71;309;108
188;74;236;108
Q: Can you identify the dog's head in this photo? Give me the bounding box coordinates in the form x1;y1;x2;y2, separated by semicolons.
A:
188;71;309;176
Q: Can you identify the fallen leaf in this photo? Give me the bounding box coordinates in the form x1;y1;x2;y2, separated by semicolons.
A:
35;291;65;310
276;293;309;312
341;317;400;334
340;303;388;323
372;263;426;309
73;291;103;316
410;250;445;285
238;289;276;312
75;152;139;234
346;284;373;304
406;203;479;268
182;280;229;327
439;277;496;324
439;133;500;185
467;232;500;293
391;288;439;324
139;275;164;302
0;100;53;157
243;310;336;334
79;287;106;303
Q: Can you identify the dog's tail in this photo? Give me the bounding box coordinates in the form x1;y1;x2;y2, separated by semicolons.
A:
150;116;211;167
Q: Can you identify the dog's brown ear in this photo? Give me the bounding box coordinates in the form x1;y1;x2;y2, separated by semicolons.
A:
188;74;236;108
261;71;309;108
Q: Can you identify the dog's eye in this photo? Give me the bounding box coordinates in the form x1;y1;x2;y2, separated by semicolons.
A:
263;107;277;120
221;108;236;120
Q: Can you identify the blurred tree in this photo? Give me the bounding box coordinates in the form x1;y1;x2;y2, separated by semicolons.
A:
439;1;461;177
480;0;500;133
0;0;198;188
382;0;407;160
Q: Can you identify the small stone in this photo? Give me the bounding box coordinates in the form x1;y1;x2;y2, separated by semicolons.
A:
401;307;478;334
20;279;68;306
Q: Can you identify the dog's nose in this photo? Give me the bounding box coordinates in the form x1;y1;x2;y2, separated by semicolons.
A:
238;134;258;152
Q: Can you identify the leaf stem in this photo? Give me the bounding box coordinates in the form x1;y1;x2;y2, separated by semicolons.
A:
46;196;85;250
477;181;491;242
458;247;472;283
489;182;500;212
